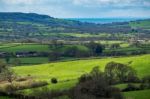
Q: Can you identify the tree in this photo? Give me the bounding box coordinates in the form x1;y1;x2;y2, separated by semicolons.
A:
50;40;64;49
0;61;7;81
12;58;21;66
110;43;120;49
105;61;138;84
4;68;16;83
0;60;6;73
71;66;123;99
0;61;16;83
64;46;78;57
49;51;61;61
63;46;90;58
5;55;10;64
86;41;104;56
51;77;58;84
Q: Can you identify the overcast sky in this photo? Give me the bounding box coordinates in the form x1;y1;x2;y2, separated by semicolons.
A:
0;0;150;18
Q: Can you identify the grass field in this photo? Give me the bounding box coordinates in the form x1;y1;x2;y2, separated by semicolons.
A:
0;96;12;99
0;57;49;65
124;89;150;99
130;20;150;29
9;54;149;96
13;54;150;81
0;43;49;52
0;41;129;53
0;54;149;99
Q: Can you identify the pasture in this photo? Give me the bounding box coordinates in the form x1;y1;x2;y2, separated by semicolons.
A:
13;54;150;81
0;54;149;99
11;54;150;99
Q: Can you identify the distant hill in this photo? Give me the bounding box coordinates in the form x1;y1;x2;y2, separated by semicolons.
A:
0;12;149;41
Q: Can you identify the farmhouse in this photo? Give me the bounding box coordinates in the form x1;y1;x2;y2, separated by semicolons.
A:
0;52;8;57
16;51;38;57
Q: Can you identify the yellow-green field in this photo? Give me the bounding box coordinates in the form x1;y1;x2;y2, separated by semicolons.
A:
13;54;150;81
0;54;150;99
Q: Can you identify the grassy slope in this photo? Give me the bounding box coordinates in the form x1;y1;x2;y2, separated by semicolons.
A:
129;19;150;29
124;89;150;99
0;44;49;52
0;96;13;99
13;54;150;81
3;54;149;98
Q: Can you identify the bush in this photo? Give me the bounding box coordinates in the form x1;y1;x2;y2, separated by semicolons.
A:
142;76;150;83
78;74;92;83
140;76;150;89
105;61;138;84
4;81;48;91
30;81;48;88
5;84;16;93
16;77;28;82
71;66;123;99
51;78;58;84
123;83;140;92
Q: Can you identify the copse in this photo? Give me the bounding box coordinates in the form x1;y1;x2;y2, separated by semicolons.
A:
105;61;139;84
110;43;120;49
71;66;123;99
3;68;16;84
49;51;61;61
86;41;104;56
0;60;6;73
0;61;16;83
63;46;90;58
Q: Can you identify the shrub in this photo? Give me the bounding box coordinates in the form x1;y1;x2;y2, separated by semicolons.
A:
16;77;28;82
79;74;91;83
123;83;140;92
105;61;138;84
30;81;48;88
140;76;150;89
4;84;17;93
142;75;150;83
51;78;58;84
71;66;123;99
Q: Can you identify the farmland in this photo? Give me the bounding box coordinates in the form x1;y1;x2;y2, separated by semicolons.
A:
0;13;150;99
13;54;150;81
0;41;149;65
0;54;149;99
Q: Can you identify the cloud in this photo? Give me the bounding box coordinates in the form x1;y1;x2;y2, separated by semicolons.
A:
0;0;150;18
0;0;36;5
72;0;150;7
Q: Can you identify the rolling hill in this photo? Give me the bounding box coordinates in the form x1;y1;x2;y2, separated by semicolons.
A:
0;12;149;41
10;54;150;98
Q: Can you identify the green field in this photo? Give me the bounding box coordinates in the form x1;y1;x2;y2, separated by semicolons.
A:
0;96;12;99
130;20;150;29
9;54;149;99
13;54;150;81
124;89;150;99
0;43;49;52
0;54;149;99
0;42;122;52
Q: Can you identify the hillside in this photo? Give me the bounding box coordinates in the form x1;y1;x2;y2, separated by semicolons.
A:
10;54;150;98
0;53;150;98
0;12;149;41
13;54;150;81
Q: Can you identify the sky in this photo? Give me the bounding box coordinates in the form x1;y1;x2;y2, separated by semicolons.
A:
0;0;150;18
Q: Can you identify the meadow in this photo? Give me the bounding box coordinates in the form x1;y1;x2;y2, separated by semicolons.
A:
6;54;149;99
13;54;150;81
0;43;49;52
0;43;150;99
124;89;150;99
